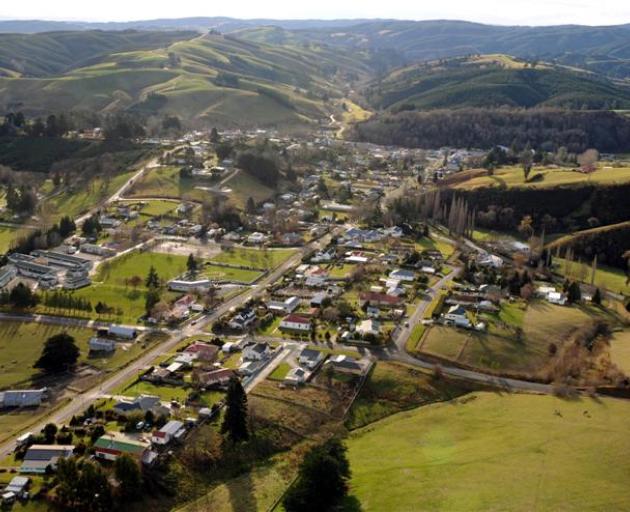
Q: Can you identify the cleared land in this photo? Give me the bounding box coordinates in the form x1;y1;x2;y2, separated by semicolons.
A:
419;302;595;375
610;330;630;376
222;171;274;209
553;257;629;294
0;224;34;254
210;247;297;270
347;392;630;511
127;166;207;202
453;165;630;190
203;264;263;283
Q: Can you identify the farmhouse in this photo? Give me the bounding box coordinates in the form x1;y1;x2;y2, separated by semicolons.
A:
0;388;47;408
279;314;312;332
151;420;186;446
21;445;75;474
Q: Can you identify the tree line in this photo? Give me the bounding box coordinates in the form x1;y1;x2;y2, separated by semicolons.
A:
350;109;630;153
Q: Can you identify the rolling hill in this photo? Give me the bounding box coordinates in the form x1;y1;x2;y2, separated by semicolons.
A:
366;55;630;111
0;31;370;128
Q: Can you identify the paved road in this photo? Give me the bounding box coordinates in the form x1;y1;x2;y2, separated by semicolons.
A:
0;230;333;459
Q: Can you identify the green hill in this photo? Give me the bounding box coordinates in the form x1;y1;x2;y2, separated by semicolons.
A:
0;31;367;128
366;55;630;111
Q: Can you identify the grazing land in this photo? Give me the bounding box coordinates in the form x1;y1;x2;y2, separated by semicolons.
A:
453;165;630;190
347;392;630;511
553;257;629;294
127;166;207;201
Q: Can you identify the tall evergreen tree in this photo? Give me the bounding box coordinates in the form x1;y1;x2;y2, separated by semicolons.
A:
186;253;198;276
221;377;249;443
34;333;79;373
145;266;160;289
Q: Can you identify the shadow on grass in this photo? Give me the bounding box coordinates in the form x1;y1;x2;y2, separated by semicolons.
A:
340;495;364;512
227;467;257;512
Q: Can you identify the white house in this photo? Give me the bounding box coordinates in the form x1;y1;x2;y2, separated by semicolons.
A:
228;309;256;330
243;342;272;361
247;232;268;245
108;325;137;339
356;319;381;337
548;291;568;306
267;296;300;315
444;305;472;328
279;314;312;332
284;367;307;385
389;269;416;282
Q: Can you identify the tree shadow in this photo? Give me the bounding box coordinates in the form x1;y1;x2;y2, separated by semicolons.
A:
226;468;257;512
340;495;364;512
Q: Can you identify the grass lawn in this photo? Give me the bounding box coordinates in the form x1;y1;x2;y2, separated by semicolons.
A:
420;326;469;360
453;164;630;190
327;263;355;279
268;362;291;381
203;264;263;283
610;330;630;376
122;380;189;402
256;316;282;336
137;199;178;217
415;235;455;258
405;323;426;353
126;166;207;201
0;321;93;389
347;392;630;511
223;170;274;209
210;247;297;270
96;250;188;286
553;257;629;294
0;224;34;254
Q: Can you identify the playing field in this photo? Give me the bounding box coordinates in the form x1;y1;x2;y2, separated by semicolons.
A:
347;392;630;511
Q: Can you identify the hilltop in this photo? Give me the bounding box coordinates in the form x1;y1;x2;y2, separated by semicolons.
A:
365;55;630;111
0;31;369;128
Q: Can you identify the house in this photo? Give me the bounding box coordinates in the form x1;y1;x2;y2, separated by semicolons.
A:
94;433;150;462
548;291;568;306
0;388;47;408
168;279;212;292
360;292;402;309
80;243;117;258
284;367;307;385
420;266;437;275
389;269;416;282
21;445;75;474
173;352;197;367
444;305;472;328
243;342;272;361
151;420;186;446
228;309;256;330
108;325;137;339
344;252;369;264
356;319;381;337
184;342;219;362
279;314;312;333
311;248;335;263
247;232;267;245
298;348;324;370
280;233;304;246
326;355;370;376
477;253;504;269
89;337;116;353
238;360;265;376
113;395;169;417
267;296;300;315
198;368;236;387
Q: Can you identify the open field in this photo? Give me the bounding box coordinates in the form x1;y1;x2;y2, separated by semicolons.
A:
210;247;297;270
223;171;274;209
203;264;263;283
122;379;189;402
0;321;95;388
553;257;629;294
453;165;630;190
347;392;630;511
96;250;188;286
610;330;630;376
0;224;34;253
43;169;138;220
127;166;207;201
347;361;473;430
419;302;597;375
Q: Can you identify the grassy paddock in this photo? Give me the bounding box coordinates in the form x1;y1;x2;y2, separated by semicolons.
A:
347;392;630;511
